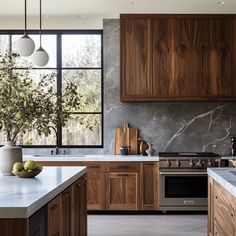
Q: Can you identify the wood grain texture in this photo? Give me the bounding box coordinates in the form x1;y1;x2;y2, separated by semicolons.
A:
60;188;71;236
0;219;28;236
208;177;214;236
114;123;138;155
140;162;159;210
48;196;61;236
107;172;139;210
86;172;106;210
71;175;87;236
121;14;236;101
121;18;153;99
214;181;236;236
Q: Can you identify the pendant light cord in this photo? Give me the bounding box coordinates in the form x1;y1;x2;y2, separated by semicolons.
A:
39;0;42;47
24;0;27;33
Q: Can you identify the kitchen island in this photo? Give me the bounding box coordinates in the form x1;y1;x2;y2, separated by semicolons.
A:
0;166;87;236
208;168;236;236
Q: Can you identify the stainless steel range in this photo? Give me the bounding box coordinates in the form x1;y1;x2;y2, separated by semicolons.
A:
158;152;221;211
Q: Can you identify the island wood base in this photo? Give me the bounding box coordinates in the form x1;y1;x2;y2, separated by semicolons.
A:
0;174;87;236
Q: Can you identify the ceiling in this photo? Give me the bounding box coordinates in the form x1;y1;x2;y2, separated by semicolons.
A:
1;0;236;28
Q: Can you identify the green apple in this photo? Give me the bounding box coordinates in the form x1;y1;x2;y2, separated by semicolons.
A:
24;160;37;171
13;162;23;172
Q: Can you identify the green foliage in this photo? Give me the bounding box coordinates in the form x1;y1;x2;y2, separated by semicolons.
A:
0;52;81;141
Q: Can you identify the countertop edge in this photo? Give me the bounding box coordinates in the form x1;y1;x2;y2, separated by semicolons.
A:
0;167;87;219
207;168;236;198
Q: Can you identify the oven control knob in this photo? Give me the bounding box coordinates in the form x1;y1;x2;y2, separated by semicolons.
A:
196;159;204;168
176;159;181;168
189;159;194;168
165;160;171;167
207;159;214;168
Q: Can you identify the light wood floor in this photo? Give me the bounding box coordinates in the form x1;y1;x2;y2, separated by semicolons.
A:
88;214;207;236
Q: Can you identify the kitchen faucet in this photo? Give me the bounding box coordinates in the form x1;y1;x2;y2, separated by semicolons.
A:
50;126;59;155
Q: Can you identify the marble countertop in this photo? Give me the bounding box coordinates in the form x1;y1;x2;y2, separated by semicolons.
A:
207;168;236;197
0;166;86;218
23;155;159;162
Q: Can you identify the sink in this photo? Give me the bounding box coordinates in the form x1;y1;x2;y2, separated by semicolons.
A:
32;154;85;158
230;171;236;175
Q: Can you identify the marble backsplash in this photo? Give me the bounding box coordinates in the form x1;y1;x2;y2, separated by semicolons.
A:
24;19;236;156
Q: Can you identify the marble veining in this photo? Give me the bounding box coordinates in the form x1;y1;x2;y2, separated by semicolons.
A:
0;166;86;218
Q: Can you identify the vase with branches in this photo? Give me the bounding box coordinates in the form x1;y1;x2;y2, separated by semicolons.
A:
0;52;81;175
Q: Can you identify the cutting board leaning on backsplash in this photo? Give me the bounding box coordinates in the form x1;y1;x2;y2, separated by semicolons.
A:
114;122;138;155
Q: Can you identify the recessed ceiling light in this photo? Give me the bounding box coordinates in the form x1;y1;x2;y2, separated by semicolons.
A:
217;1;225;4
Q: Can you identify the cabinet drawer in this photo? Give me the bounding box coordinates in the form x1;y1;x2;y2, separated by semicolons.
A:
107;162;140;172
82;162;106;173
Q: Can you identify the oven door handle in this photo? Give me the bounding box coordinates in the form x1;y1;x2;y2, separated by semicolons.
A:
159;171;207;175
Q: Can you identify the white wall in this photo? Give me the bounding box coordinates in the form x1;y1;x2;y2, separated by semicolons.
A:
0;16;103;29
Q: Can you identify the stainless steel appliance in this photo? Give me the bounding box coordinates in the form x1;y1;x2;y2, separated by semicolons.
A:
158;152;221;211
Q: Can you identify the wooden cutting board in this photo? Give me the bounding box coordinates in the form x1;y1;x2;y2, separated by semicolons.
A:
114;122;138;155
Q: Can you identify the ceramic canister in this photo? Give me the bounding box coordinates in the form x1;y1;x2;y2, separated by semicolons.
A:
0;141;22;175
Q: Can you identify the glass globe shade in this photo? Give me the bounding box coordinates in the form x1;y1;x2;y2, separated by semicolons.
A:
16;33;35;57
31;47;49;67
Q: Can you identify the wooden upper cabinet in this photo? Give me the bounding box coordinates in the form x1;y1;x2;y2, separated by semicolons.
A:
121;14;236;101
120;18;153;100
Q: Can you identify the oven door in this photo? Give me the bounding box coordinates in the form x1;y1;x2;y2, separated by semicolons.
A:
159;170;208;210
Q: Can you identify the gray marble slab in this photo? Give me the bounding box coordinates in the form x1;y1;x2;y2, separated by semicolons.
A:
207;168;236;197
23;155;159;162
0;166;86;218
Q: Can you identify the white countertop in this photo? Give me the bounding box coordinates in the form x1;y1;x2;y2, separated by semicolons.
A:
208;168;236;197
23;155;159;162
0;166;86;218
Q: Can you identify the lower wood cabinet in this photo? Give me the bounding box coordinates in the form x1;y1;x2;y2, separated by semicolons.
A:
87;173;106;210
107;172;139;210
71;177;87;236
60;188;71;236
40;161;159;211
48;195;60;236
47;174;87;236
208;177;236;236
141;162;159;210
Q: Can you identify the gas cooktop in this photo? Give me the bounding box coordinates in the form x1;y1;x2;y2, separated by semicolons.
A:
159;152;220;158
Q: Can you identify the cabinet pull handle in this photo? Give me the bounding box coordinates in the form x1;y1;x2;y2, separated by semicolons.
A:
50;204;58;210
129;72;132;80
116;174;130;177
89;166;100;169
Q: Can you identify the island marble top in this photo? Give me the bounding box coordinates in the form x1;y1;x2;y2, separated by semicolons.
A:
207;168;236;198
0;166;86;218
24;155;160;162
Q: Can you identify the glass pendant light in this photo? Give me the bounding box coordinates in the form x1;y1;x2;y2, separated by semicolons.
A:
31;0;49;67
16;0;35;57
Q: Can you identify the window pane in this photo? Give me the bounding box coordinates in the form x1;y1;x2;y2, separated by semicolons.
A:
62;69;101;112
12;34;57;68
0;35;9;54
18;130;56;145
62;35;101;68
12;69;57;91
62;114;102;145
0;130;56;145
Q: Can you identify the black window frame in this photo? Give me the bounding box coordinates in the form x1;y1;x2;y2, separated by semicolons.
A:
0;29;104;148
